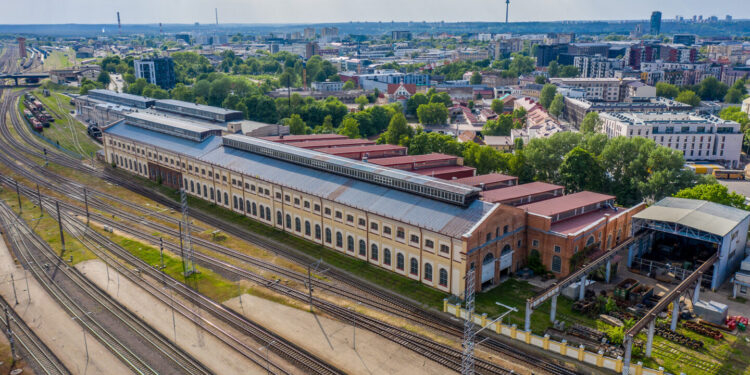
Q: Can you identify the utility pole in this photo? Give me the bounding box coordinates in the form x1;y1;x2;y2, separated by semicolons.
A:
179;189;196;277
159;237;165;270
56;201;65;256
15;180;21;214
10;274;18;306
43;148;48;167
461;268;476;375
37;184;42;216
4;307;15;366
83;188;89;225
308;264;313;312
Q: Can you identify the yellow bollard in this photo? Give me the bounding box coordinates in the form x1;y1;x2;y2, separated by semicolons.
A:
510;324;518;339
560;339;568;356
543;334;550;350
443;298;448;312
596;350;604;367
577;345;585;361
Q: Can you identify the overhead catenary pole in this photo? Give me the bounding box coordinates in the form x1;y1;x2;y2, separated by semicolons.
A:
10;274;18;305
15;180;21;214
37;184;42;216
83;188;89;225
461;267;476;375
56;201;65;256
4;307;16;366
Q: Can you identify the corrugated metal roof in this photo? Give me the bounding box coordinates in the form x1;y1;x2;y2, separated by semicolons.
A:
260;134;349;143
633;197;750;237
453;173;517;187
369;153;458;166
104;120;223;158
293;139;376;149
481;182;563;203
316;144;407;155
125;112;225;132
89;89;154;104
155;99;243;116
518;191;615;217
199;146;495;238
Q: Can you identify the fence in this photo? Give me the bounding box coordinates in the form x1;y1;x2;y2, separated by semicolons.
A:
443;299;667;375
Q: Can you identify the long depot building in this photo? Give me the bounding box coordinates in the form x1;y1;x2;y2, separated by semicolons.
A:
103;112;640;296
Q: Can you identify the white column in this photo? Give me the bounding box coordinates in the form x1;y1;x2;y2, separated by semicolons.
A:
578;274;587;301
693;275;702;304
550;294;558;323
605;258;612;283
622;335;633;375
524;300;532;332
671;298;680;331
646;320;655;357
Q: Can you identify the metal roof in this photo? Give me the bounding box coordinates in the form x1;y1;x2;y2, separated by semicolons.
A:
260;134;348;143
633;197;750;237
518;191;615;217
369;153;458;166
293;138;376;149
481;182;564;203
155;99;243;116
198;145;495;238
104;120;223;158
453;173;517;187
126;112;224;133
222;135;481;205
89;89;155;105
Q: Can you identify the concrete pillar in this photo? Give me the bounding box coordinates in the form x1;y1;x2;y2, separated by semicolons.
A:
734;282;739;299
524;300;532;332
550;294;558;323
455;302;461;318
525;330;532;344
577;344;585;361
443;298;448;312
543;334;550;350
622;336;633;375
605;258;612;283
481;313;488;327
560;339;568;356
646;319;655;357
596;350;605;367
579;274;587;301
693;276;701;304
671;298;680;331
615;356;623;373
635;361;643;375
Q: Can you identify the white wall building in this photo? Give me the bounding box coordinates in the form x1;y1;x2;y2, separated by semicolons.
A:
599;112;743;167
742;97;750;115
550;78;633;102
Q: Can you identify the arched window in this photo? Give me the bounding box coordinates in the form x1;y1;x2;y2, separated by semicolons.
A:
286;214;292;229
439;269;448;286
210;187;214;200
606;234;612;249
336;232;343;247
277;211;283;225
305;221;311;236
325;228;332;243
483;253;495;265
347;236;354;252
397;254;404;270
410;258;419;275
486;233;492;243
315;224;321;240
359;240;367;256
190;180;195;192
295;217;301;232
246;200;252;213
424;263;433;281
252;202;257;216
552;256;562;273
266;207;270;220
501;244;512;255
233;196;238;209
371;244;378;261
616;229;622;243
203;185;207;197
238;196;244;211
196;182;201;196
259;204;265;219
586;236;595;247
223;192;228;205
384;249;391;265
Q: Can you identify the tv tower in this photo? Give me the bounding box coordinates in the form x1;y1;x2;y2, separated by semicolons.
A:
117;11;121;32
505;0;510;23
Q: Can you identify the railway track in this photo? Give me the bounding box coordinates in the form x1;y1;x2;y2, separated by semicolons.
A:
0;47;579;375
0;294;70;375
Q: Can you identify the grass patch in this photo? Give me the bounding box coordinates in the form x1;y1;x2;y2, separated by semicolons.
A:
25;90;100;157
474;278;596;335
43;50;73;70
135;176;450;309
0;185;96;265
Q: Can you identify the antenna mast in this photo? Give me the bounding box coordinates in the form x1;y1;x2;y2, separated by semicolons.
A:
461;268;476;375
505;0;510;23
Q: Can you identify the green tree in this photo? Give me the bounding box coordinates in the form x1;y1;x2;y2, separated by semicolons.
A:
549;93;564;118
470;71;482;85
315;115;335;134
279;69;296;106
697;76;729;101
96;70;111;87
676;90;701;107
337;117;361;138
355;95;369;111
534;75;546;84
512;107;527;123
675;184;747;210
547;61;560;77
482;114;514;136
558;65;580;78
127;78;149;95
559;147;604;193
416;103;448;125
342;80;356;90
580;112;602;133
382;112;413;145
724;87;745;104
539;84;557;109
287;114;308;135
491;99;505;114
655;82;680;99
406;93;429;116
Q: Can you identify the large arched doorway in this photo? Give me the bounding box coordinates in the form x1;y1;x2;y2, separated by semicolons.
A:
499;244;513;277
481;252;495;285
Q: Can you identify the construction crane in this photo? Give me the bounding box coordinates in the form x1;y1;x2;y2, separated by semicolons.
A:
505;0;510;23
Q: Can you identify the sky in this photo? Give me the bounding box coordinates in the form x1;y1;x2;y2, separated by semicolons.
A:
0;0;746;24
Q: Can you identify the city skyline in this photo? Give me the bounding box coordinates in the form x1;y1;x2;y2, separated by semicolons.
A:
0;0;746;25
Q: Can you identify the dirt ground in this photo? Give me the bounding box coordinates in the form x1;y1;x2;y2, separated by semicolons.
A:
0;235;131;375
224;294;456;375
75;259;269;375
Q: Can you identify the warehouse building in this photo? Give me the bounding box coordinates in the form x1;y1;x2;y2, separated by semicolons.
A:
102;111;642;296
631;198;750;290
154;99;244;123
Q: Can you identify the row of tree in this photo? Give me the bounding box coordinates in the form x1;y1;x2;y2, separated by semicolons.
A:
656;77;748;106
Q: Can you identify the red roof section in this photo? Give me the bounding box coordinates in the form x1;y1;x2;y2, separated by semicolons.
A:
518;191;615;217
550;208;619;235
387;83;417;95
369;153;458;166
315;144;407;155
259;134;348;143
293;138;375;149
453;173;517;187
481;182;563;203
413;166;476;178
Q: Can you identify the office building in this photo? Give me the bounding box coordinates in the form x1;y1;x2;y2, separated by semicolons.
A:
391;31;412;40
673;34;697;46
304;27;315;40
561;97;691;126
305;42;320;59
573;55;624;78
550;77;641;102
534;44;568;67
134;57;176;90
600;112;743;167
651;11;662;35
